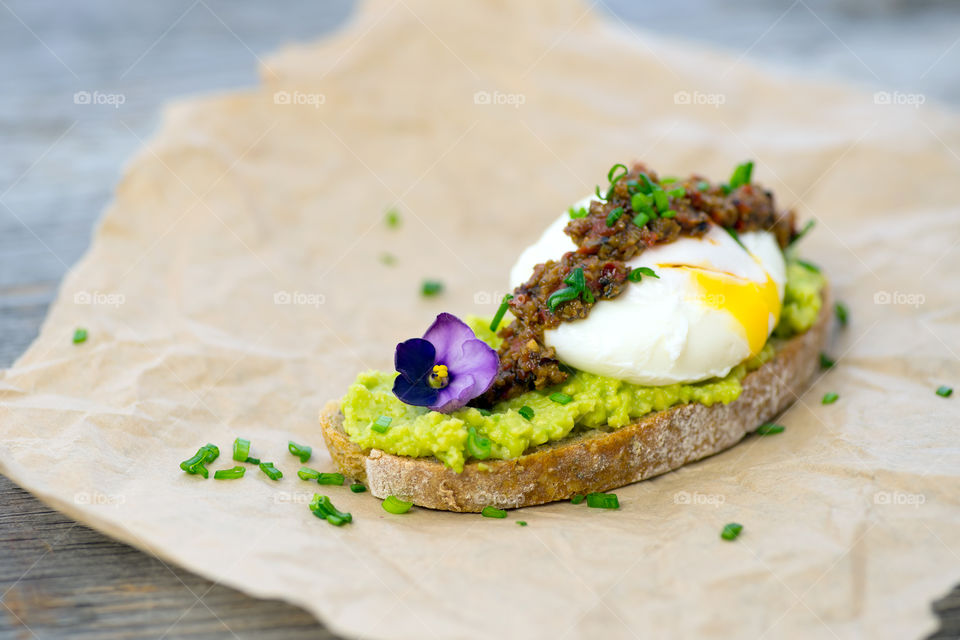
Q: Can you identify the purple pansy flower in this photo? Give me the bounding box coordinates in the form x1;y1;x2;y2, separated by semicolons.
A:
393;313;499;413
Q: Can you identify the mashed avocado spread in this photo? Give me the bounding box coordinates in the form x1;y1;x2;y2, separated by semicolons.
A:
340;259;824;472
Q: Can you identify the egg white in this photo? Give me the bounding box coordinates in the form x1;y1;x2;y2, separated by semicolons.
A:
508;203;786;386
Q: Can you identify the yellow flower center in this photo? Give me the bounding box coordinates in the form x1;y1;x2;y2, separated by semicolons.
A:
428;364;449;389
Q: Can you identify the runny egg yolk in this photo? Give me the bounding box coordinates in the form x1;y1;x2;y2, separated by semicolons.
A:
687;268;782;356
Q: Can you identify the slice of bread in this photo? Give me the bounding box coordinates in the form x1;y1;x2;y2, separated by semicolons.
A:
319;288;832;512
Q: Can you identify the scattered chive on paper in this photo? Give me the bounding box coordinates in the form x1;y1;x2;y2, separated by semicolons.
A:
385;208;401;228
259;461;283;481
179;444;220;479
549;392;573;405
297;467;320;481
371;415;392;433
72;328;88;344
380;252;397;266
721;522;743;541
421;280;444;297
350;483;367;493
936;385;953;398
835;302;849;327
586;492;619;509
518;406;534;421
822;392;839;405
213;466;245;480
310;494;352;526
517;521;528;526
466;426;492;460
317;472;345;486
571;494;585;504
481;506;507;519
489;294;514;332
232;438;251;462
288;441;312;463
245;457;260;465
382;495;413;514
756;423;785;435
820;353;835;369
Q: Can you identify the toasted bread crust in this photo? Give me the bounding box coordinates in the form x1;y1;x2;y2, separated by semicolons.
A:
320;288;831;512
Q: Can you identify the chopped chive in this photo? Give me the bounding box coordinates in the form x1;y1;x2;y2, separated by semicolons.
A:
380;252;397;266
820;353;835;369
637;173;656;194
725;226;748;251
213;466;245;480
728;160;754;189
310;494;352;526
632;212;650;227
660;209;677;219
421;280;444;297
516;521;528;526
586;492;619;509
835;302;849;327
697;180;710;191
631;192;654;215
481;506;507;519
232;438;251;462
72;328;88;344
568;206;588;219
653;190;669;212
180;443;220;479
298;467;320;481
605;206;624;227
660;176;678;184
628;266;659;283
547;267;592;311
822;392;839;405
244;456;260;465
721;522;743;541
756;423;785;435
259;461;283;480
667;187;685;198
571;494;585;504
936;385;953;398
385;208;401;228
604;163;629;198
350;483;367;493
371;415;392;433
288;441;312;463
382;495;413;514
518;406;534;421
318;472;345;486
549;392;573;405
466;426;492;460
796;259;821;273
789;219;815;246
477;408;492;416
490;294;514;332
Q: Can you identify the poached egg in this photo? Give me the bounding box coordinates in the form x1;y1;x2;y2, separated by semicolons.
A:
509;198;786;386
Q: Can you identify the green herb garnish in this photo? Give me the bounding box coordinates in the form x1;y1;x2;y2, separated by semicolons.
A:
288;441;312;463
477;408;492;416
297;467;320;481
632;212;650;227
627;266;659;283
371;415;392;433
725;226;748;251
606;206;624;227
72;328;88;344
382;495;413;514
380;252;397;266
789;219;815;246
518;406;534;421
796;259;821;273
213;466;245;480
631;192;654;216
835;302;849;327
385;208;401;228
568;206;588;219
517;521;528;526
820;353;835;369
571;494;585;504
317;472;345;486
549;392;573;405
603;163;629;199
466;426;492;460
310;494;352;526
697;180;710;191
180;443;220;479
822;392;839;405
245;457;260;465
756;423;785;435
652;190;669;212
660;209;677;218
259;461;283;481
421;280;444;297
490;294;514;332
232;438;251;462
547;267;594;312
727;160;754;190
936;385;953;398
481;506;507;519
586;492;619;509
350;483;367;493
720;522;743;541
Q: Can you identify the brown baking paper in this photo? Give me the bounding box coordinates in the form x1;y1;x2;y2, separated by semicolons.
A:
2;1;959;638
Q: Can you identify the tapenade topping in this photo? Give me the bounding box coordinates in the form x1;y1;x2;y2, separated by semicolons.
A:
480;161;798;404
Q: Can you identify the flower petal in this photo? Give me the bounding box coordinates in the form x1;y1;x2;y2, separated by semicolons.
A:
422;312;477;365
429;339;499;412
394;338;436;382
393;374;439;407
429;372;476;413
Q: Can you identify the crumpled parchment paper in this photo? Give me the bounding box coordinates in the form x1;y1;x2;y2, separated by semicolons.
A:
2;1;959;638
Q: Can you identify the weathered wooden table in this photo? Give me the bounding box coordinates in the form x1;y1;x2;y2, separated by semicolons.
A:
2;1;958;637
